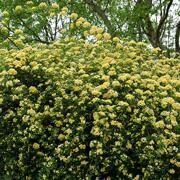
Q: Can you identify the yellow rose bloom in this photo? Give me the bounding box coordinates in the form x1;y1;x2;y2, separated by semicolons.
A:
169;169;175;174
15;5;23;14
33;143;40;150
51;3;59;9
137;100;145;107
70;13;78;19
116;43;123;49
8;68;17;75
96;27;104;34
113;37;120;42
58;134;65;141
55;120;62;127
60;11;67;16
29;86;38;94
38;2;47;10
0;98;3;104
83;21;91;28
103;33;111;40
76;21;82;27
172;102;180;110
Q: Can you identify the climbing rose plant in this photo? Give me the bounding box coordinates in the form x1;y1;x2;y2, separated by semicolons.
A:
0;4;180;180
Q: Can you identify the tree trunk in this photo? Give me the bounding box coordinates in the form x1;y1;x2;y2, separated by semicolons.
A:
175;21;180;53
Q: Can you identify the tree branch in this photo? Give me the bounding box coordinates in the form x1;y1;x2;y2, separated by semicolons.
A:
17;16;49;44
157;0;173;38
175;21;180;53
83;0;117;36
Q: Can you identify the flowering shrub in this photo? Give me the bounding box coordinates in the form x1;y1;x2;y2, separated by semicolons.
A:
0;33;180;179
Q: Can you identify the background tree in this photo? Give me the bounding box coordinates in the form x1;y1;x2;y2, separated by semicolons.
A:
0;0;179;55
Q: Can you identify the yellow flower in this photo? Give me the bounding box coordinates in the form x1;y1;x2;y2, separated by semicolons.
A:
103;33;111;40
60;11;66;16
38;2;47;10
26;1;33;5
83;21;91;28
93;112;99;121
112;80;120;87
30;61;38;67
147;84;155;91
155;120;165;128
1;27;8;35
135;89;143;95
62;7;68;12
160;111;169;116
89;28;96;34
91;127;101;136
2;11;9;17
49;12;55;17
76;21;82;27
13;60;22;67
70;13;78;19
78;17;85;23
0;98;3;104
113;37;120;42
170;115;177;126
8;68;17;75
33;143;40;150
152;47;161;54
96;27;104;34
60;28;66;33
14;39;24;47
175;162;180;167
83;31;89;37
125;94;134;100
15;5;23;14
27;109;36;116
118;74;129;81
74;79;83;85
96;34;102;40
14;29;23;35
133;175;140;180
126;141;132;149
81;160;88;165
169;169;175;174
37;151;44;156
137;100;145;107
101;82;110;89
91;89;101;96
116;43;123;49
128;52;136;58
29;86;38;94
58;134;65;141
103;90;118;99
96;148;103;155
65;128;72;135
22;115;29;123
55;120;62;127
51;3;59;9
79;144;86;149
172;102;180;110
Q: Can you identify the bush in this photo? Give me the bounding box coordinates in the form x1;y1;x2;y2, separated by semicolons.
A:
0;37;179;179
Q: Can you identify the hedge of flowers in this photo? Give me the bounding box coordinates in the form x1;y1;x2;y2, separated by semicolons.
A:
0;5;180;178
0;36;179;179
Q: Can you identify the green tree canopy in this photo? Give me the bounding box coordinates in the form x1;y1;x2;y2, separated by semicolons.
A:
0;0;179;55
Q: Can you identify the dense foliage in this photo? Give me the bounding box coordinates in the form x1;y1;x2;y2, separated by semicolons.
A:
0;32;179;179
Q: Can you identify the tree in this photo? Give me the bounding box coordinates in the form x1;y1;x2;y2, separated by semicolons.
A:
0;0;179;55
